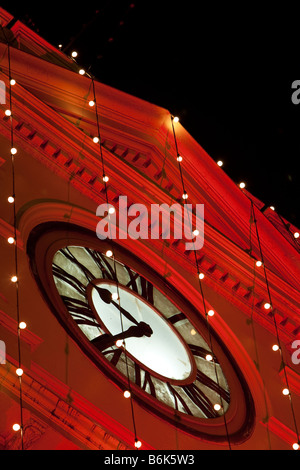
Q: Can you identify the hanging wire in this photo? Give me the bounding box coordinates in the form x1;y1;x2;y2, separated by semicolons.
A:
250;201;300;447
90;73;139;448
170;115;232;449
2;30;25;450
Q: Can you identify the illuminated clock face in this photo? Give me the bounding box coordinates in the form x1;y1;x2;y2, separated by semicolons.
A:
29;226;254;442
52;245;230;419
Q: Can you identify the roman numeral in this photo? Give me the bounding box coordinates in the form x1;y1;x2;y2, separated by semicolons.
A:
196;369;230;404
134;363;156;397
102;346;123;366
181;382;218;418
59;248;96;283
53;264;87;296
87;249;118;281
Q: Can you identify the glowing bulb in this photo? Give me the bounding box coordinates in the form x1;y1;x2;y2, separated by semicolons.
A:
217;160;223;167
11;275;18;283
173;116;179;123
193;229;199;236
294;232;300;239
105;250;113;257
115;339;123;347
239;182;246;189
206;354;213;361
207;309;215;317
10;79;16;86
16;368;23;377
256;260;263;267
123;390;131;398
19;321;27;330
89;100;95;107
270;206;275;211
12;423;20;432
182;192;188;200
5;109;11;116
7;237;15;244
272;344;279;351
190;329;196;336
292;442;299;450
264;302;271;310
282;388;289;396
198;272;205;280
71;51;78;58
134;439;142;449
177;155;183;162
8;196;14;203
108;207;115;214
79;69;85;75
11;147;17;155
111;292;119;301
103;175;109;182
214;404;221;411
93;136;99;143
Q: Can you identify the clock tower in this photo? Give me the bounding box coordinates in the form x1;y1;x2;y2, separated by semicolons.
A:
0;7;299;450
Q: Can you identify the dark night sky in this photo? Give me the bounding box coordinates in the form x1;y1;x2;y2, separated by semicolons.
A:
2;1;299;228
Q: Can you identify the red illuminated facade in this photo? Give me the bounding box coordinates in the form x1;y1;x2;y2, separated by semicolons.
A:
0;7;299;450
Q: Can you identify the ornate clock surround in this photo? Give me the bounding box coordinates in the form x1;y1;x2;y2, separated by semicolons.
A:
27;221;255;444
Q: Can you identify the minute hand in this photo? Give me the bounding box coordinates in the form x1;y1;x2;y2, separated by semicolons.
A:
95;286;139;325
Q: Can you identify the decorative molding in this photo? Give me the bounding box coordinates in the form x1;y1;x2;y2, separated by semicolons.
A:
0;309;43;351
0;359;148;450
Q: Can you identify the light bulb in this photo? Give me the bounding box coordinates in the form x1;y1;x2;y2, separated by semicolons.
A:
115;339;123;347
19;321;27;330
173;116;179;123
217;160;223;167
12;423;20;432
93;136;99;143
294;232;300;239
108;207;115;214
134;439;142;449
123;390;131;398
182;192;188;200
89;100;95;107
11;147;17;155
205;354;213;361
79;69;85;75
239;182;246;189
292;442;299;450
7;237;15;244
5;109;11;116
282;388;289;396
207;309;215;317
11;275;18;283
103;175;109;182
111;292;119;301
8;196;14;203
190;329;196;336
272;344;279;351
16;368;23;377
177;155;183;162
264;302;271;310
105;250;113;257
193;229;199;236
270;206;275;211
71;51;78;58
256;260;263;267
214;403;221;411
10;79;16;86
198;273;205;280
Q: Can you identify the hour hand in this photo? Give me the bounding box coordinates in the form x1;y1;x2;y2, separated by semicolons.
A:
91;321;153;351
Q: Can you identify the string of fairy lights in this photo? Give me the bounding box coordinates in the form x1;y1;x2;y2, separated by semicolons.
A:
171;116;232;449
1;29;299;449
1;29;25;450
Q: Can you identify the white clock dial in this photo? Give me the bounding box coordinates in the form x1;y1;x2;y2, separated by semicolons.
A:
90;281;194;381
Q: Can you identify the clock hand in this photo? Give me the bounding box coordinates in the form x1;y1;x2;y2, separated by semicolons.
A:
95;286;139;326
91;321;153;351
